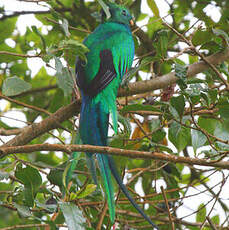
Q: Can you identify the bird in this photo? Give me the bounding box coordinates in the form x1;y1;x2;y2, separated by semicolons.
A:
74;2;159;229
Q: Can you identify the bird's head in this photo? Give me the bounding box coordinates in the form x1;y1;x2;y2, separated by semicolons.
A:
102;3;134;26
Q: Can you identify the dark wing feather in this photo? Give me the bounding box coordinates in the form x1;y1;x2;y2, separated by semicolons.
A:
76;49;116;97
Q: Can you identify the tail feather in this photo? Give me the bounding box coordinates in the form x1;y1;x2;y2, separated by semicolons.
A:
80;96;115;223
80;95;159;228
97;154;115;223
85;153;98;185
108;155;159;230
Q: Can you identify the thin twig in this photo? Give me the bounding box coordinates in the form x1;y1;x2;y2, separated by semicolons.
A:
161;186;175;230
1;143;229;169
96;202;108;230
206;217;218;230
0;51;41;58
44;16;91;33
0;224;67;230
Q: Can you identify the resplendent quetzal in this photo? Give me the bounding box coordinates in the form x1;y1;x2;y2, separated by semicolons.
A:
75;2;158;229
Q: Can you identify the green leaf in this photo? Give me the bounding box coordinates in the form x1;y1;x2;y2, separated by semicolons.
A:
151;129;166;143
137;13;148;21
15;165;42;206
170;95;185;119
59;39;89;61
191;129;207;153
169;105;179;120
153;30;168;58
55;57;74;96
196;203;206;222
35;200;57;213
150;119;161;132
217;98;229;119
2;76;32;96
192;30;213;46
147;0;160;17
0;171;9;180
50;8;62;20
198;117;218;135
75;184;97;199
214;122;229;141
60;39;89;51
174;63;188;90
211;215;219;225
212;28;229;46
31;25;46;51
168;121;190;152
59;202;86;230
147;16;163;38
0;17;17;43
47;163;66;188
61;19;70;37
118;114;131;136
14;203;32;218
97;0;111;19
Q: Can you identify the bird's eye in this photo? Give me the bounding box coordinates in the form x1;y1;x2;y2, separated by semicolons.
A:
122;9;127;16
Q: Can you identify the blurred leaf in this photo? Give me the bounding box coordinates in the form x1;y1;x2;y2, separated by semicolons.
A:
191;129;207;153
14;203;32;218
35;200;57;213
212;28;229;46
2;77;32;96
198;117;219;135
0;171;9;180
75;184;97;199
170;95;185;119
61;19;70;37
153;30;168;58
196;203;206;222
151;129;166;143
147;0;160;17
168;121;190;152
211;215;219;225
147;16;163;38
97;0;111;19
217;98;229;119
55;57;74;96
59;202;86;230
15;165;42;206
192;30;213;46
31;25;46;51
0;17;17;43
47;163;66;188
118;114;131;136
174;63;188;90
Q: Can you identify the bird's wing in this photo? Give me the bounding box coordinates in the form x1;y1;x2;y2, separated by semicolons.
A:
76;30;134;97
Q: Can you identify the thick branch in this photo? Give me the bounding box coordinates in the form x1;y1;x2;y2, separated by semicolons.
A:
1;144;229;169
118;48;229;96
2;102;80;147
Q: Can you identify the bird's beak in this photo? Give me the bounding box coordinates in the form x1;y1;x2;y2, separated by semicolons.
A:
129;19;134;26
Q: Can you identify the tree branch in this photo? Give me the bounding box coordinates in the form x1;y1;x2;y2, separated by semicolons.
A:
1;101;80;147
118;48;229;96
1;143;229;169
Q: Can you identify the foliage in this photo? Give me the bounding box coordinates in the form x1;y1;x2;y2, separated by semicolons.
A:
0;0;229;229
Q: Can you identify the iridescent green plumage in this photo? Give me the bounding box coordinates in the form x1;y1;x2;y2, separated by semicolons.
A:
73;3;159;229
